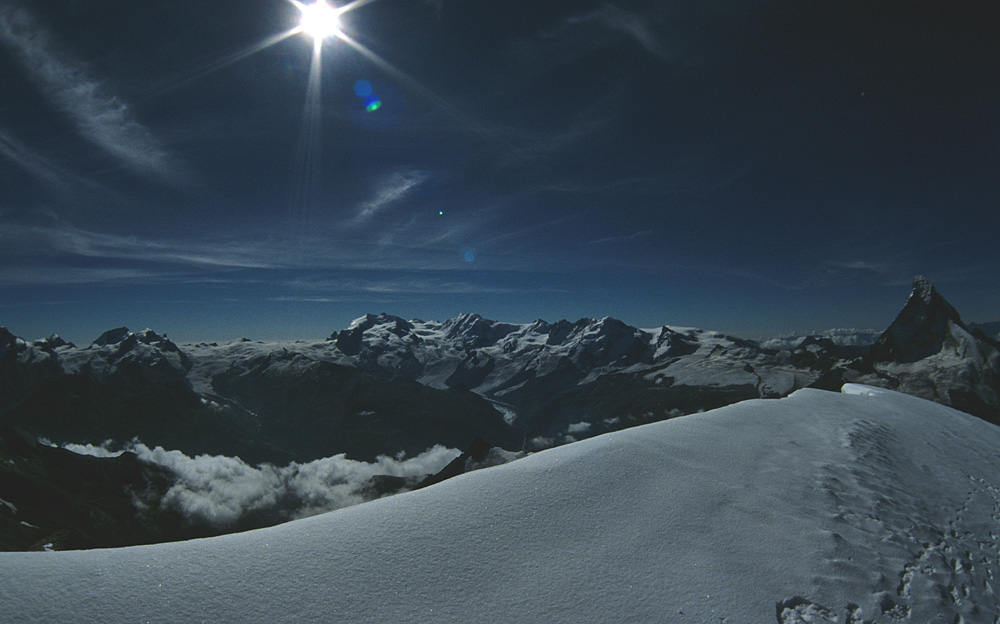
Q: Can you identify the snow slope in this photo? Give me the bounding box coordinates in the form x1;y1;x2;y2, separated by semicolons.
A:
2;385;999;623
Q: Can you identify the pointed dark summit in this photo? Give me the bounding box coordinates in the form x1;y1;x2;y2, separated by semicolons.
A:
868;276;968;364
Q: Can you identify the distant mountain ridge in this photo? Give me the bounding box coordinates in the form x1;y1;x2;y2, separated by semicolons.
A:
2;278;998;457
1;276;999;550
758;328;883;352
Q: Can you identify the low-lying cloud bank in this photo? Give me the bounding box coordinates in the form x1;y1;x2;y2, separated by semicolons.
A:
60;441;460;527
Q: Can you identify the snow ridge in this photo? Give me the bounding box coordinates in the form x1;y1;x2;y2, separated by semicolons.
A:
2;386;999;623
321;312;813;401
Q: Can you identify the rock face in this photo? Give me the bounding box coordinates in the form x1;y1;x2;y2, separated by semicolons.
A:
969;321;1000;343
861;276;1000;423
209;352;523;461
868;276;971;364
0;425;223;551
0;327;64;412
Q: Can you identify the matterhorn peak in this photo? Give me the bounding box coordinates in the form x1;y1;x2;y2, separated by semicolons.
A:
868;276;970;364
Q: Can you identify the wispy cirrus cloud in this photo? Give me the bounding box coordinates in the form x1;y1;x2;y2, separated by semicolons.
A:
354;169;430;222
0;215;281;270
0;127;111;194
498;110;611;166
0;195;573;287
0;128;69;189
565;5;673;62
0;5;186;184
280;275;538;297
0;267;171;287
589;230;654;245
0;213;477;285
507;4;675;72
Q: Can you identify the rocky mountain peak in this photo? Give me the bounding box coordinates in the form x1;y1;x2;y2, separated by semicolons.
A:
345;313;412;334
0;327;20;351
441;314;520;348
442;313;487;336
911;274;935;306
868;276;971;364
331;313;416;356
37;334;68;349
93;327;133;347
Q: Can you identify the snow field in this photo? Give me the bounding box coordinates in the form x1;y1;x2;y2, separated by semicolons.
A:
2;385;1000;623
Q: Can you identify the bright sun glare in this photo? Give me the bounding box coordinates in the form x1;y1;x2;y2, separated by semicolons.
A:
298;1;342;40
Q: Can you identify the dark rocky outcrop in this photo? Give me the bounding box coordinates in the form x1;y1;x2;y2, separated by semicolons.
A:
868;276;970;364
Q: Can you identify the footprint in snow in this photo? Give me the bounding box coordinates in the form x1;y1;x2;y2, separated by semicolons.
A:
775;597;872;624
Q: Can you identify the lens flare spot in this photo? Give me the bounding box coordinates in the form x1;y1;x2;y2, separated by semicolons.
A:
463;251;476;262
354;80;374;97
365;97;382;112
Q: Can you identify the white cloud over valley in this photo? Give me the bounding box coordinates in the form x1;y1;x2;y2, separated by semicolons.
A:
62;441;460;527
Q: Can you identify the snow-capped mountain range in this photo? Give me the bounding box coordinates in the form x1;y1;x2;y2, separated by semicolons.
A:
2;275;998;455
1;276;998;550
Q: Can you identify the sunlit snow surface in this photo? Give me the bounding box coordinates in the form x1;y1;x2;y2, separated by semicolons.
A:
3;385;1000;623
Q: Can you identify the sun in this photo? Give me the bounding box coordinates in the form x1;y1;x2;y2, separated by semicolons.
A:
295;1;342;41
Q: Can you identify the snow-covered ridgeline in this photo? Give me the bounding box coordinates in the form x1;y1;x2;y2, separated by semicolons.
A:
2;385;999;623
180;313;817;400
8;316;789;396
5;276;999;436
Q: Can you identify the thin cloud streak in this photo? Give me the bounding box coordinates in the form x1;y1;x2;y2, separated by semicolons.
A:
498;112;611;166
568;5;674;63
0;128;67;189
0;217;283;271
0;214;563;286
506;5;675;74
354;169;430;222
0;267;172;287
0;127;112;195
0;6;186;184
589;230;654;245
281;276;532;296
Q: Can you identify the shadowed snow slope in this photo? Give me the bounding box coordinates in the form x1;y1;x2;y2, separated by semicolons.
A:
3;385;1000;623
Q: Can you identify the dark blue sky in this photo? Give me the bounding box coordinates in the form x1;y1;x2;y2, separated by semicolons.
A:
1;0;998;343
